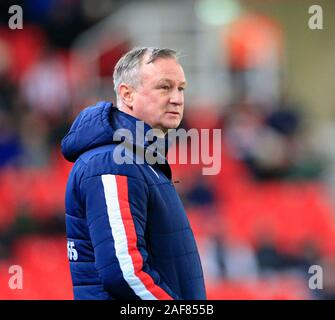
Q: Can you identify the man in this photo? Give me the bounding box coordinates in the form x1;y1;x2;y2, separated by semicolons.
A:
61;47;206;300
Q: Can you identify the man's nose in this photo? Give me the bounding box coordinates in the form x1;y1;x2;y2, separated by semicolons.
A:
169;89;184;105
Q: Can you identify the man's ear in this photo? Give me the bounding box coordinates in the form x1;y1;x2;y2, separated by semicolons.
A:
119;83;134;110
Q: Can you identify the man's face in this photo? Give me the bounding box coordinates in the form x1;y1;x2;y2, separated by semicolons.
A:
131;57;186;134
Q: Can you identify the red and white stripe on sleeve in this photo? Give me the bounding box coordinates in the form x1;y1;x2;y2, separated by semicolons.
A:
101;174;173;300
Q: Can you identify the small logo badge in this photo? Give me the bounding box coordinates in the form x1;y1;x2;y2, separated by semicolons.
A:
67;241;78;261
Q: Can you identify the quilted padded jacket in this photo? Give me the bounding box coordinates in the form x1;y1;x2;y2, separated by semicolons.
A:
61;101;206;300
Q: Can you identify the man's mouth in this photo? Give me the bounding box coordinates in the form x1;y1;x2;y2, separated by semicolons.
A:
166;111;180;116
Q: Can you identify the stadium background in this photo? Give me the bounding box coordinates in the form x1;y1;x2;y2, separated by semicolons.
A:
1;0;335;299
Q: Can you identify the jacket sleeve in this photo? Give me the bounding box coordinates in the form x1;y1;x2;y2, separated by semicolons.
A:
81;173;182;300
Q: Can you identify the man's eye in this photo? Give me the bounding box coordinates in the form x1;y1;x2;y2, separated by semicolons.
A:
161;86;170;90
179;87;185;92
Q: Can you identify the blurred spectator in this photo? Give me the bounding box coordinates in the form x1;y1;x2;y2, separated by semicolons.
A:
20;46;71;121
0;110;22;168
308;118;335;204
254;229;285;273
18;110;50;167
178;171;217;209
199;232;226;283
200;215;258;284
0;39;16;113
25;0;90;48
222;13;283;106
223;97;323;181
224;238;259;282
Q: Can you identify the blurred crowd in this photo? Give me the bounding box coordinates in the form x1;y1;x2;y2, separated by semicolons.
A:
1;0;335;300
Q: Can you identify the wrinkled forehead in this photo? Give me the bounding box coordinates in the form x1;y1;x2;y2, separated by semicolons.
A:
139;55;186;83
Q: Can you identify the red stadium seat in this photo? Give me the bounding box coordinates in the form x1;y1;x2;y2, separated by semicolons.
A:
206;275;310;300
0;169;21;230
10;235;73;300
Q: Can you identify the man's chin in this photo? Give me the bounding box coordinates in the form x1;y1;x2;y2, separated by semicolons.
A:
152;120;182;135
163;121;181;131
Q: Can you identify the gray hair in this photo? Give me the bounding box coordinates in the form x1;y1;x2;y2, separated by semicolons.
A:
113;47;178;106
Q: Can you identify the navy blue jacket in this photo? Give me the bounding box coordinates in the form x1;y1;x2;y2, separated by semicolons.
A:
61;101;206;300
